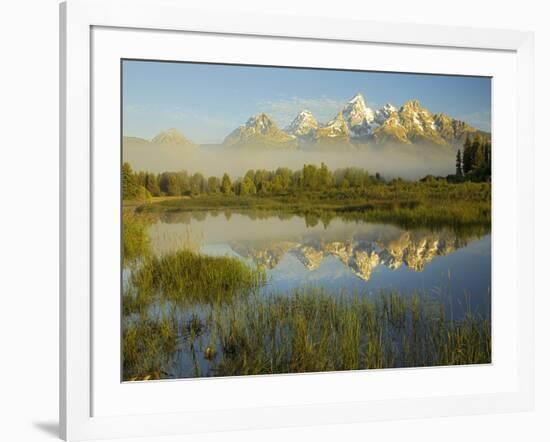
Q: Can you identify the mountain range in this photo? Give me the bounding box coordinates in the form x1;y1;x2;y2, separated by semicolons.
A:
124;93;489;152
222;93;488;149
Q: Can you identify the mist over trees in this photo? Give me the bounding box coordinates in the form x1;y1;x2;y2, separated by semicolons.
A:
122;134;491;201
123;138;462;181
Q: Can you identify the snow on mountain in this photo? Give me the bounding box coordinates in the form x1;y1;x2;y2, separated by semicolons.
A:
341;93;376;138
395;100;446;145
285;109;319;139
223;113;296;148
314;111;350;144
220;95;487;150
374;103;398;125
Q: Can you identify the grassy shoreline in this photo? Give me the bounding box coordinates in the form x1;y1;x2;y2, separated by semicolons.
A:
123;285;491;380
121;180;492;380
122;247;491;380
131;180;491;210
127;188;491;234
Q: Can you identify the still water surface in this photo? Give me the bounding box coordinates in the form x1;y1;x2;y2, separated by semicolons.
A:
145;211;491;316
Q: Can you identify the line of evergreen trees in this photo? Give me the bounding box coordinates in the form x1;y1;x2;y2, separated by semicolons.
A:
122;162;387;200
122;139;492;201
454;135;491;182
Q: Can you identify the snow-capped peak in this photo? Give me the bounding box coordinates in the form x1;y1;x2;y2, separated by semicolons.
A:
341;93;376;138
343;93;375;124
285;109;319;138
349;92;366;104
374;103;398;125
297;109;314;117
381;103;397;114
315;111;349;140
401;99;422;111
244;113;275;133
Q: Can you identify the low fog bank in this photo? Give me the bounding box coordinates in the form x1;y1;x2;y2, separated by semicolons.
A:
123;142;456;180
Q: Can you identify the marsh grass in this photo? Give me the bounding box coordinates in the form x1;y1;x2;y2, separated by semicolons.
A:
122;312;179;381
336;201;491;234
127;249;266;305
121;214;490;380
122;283;491;380
207;288;491;377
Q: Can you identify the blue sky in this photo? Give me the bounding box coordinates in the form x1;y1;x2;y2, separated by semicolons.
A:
123;60;491;144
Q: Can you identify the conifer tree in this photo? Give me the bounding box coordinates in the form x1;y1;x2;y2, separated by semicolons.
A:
145;173;160;196
122;162;139;199
221;173;233;195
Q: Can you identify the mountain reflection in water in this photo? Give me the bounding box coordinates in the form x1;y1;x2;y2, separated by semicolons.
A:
145;211;490;314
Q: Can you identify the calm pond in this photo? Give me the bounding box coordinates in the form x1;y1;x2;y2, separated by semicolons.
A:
123;210;491;379
146;211;490;313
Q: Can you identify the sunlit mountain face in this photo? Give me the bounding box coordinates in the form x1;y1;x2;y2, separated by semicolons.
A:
121;61;492;380
124;93;490;152
123;93;490;178
220;93;487;149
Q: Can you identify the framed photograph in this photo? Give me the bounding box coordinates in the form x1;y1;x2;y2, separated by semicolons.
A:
60;0;534;440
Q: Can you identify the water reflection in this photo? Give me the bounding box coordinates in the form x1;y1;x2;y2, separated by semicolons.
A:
123;209;492;380
145;211;490;314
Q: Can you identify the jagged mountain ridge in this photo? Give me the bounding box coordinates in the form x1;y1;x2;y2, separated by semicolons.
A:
124;94;489;151
313;111;350;145
223;113;297;149
285;110;319;141
341;93;376;139
226;93;488;149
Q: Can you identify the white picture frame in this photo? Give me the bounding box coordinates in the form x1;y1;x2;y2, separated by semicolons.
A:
60;0;534;440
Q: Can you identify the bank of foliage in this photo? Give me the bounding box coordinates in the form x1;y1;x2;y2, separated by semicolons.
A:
122;162;152;201
452;135;491;183
123;157;491;201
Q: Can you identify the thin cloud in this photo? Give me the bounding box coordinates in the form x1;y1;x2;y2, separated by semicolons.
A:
258;96;347;127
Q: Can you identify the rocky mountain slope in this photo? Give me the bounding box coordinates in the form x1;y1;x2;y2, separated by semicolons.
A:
123;94;489;165
341;93;376;139
285;110;319;141
150;128;196;147
223;113;297;149
313;111;350;145
224;93;488;149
